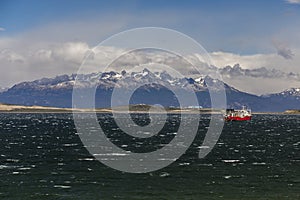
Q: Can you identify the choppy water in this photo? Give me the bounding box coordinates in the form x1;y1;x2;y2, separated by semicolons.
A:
0;113;299;199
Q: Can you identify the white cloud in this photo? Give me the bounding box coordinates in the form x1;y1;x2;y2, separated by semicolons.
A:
209;51;300;73
286;0;300;4
0;27;5;31
50;42;90;63
0;49;24;63
272;39;295;59
0;41;92;87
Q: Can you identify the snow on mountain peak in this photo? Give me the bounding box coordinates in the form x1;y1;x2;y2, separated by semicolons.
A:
5;68;220;92
282;88;300;96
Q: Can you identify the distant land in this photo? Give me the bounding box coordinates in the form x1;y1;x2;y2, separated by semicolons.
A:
0;103;299;115
0;103;73;113
0;103;209;113
284;109;300;114
0;69;299;112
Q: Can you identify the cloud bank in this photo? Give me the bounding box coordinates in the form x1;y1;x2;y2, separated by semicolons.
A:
219;64;300;80
272;40;294;59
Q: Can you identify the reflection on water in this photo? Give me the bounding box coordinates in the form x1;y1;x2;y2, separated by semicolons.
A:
0;113;299;199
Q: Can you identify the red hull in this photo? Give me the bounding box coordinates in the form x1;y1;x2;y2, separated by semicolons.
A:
225;116;252;121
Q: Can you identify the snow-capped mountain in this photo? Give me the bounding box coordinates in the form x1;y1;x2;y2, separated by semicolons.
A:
275;88;300;98
8;69;207;90
7;68;210;93
258;88;300;111
0;68;299;111
0;68;209;108
262;88;300;98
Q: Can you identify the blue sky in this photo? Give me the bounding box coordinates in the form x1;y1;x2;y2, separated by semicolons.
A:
0;0;300;93
1;0;300;53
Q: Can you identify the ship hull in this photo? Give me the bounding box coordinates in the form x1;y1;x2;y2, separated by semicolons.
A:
225;116;252;121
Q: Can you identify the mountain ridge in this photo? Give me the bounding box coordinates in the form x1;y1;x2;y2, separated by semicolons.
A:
0;69;299;112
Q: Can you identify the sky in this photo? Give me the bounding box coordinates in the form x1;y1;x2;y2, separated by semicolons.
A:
1;0;300;94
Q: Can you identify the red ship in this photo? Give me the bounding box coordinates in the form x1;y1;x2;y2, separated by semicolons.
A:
224;106;252;121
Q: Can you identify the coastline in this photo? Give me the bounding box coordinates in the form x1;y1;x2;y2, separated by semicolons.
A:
1;103;299;114
0;104;299;115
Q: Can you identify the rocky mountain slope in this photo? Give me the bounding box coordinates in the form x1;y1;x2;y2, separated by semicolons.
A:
0;69;299;112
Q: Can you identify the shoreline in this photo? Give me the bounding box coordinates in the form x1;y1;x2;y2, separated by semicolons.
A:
0;110;299;115
0;103;299;115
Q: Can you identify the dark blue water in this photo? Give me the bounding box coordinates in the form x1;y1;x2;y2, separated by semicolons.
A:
0;113;299;199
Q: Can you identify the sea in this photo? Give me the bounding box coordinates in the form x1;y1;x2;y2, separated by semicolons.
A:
0;113;299;199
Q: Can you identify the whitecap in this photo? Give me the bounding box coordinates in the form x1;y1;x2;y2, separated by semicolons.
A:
222;160;240;163
252;162;266;165
54;185;71;189
63;143;78;147
93;153;129;156
157;158;177;161
18;167;31;170
78;158;95;161
159;172;170;177
198;146;210;149
179;162;190;166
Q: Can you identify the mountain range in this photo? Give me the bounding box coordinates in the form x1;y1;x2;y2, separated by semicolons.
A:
0;68;299;112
